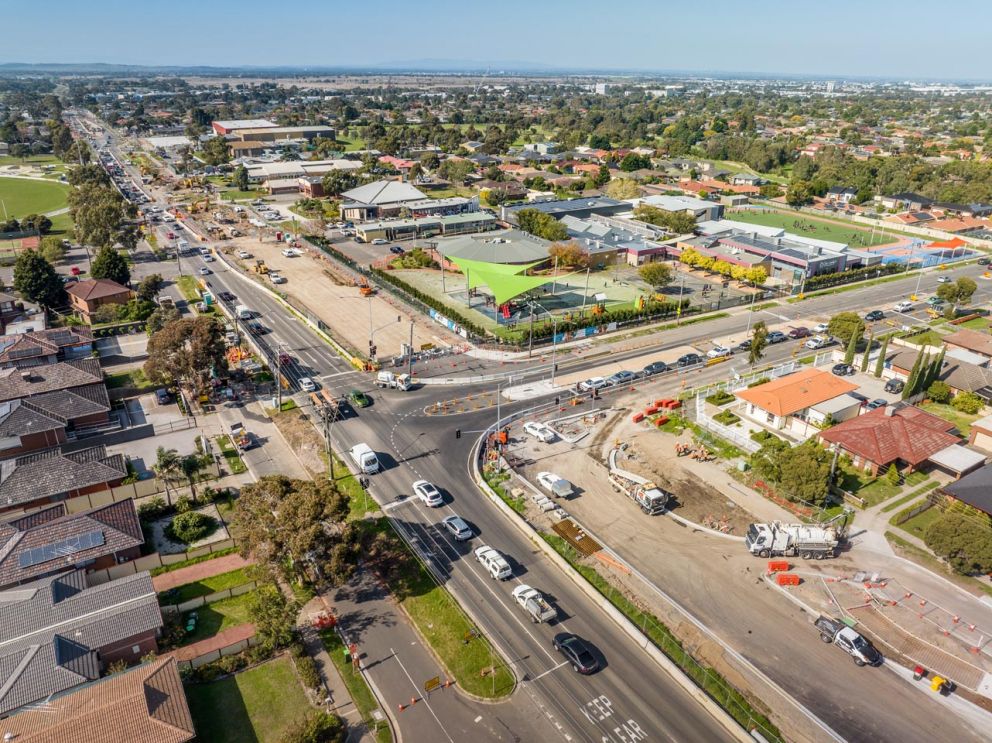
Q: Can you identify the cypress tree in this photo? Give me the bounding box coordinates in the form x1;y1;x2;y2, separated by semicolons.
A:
860;332;874;372
903;351;924;400
924;346;946;392
874;335;889;378
844;330;858;365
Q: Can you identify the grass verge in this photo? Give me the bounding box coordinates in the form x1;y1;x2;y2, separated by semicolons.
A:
176;275;201;302
320;629;392;743
185;655;313;743
104;367;157;392
216;434;248;475
880;481;940;513
149;546;237;576
884;531;992;598
541;533;781;741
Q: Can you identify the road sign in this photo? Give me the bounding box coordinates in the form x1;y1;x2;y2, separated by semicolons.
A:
424;676;441;693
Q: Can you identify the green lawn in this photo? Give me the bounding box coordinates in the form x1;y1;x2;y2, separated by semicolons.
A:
727;208;897;248
180;591;254;645
0;176;71;219
854;470;928;507
954;316;990;331
0;154;61;167
880;481;939;513
176;275;202;302
696;158;788;185
220;188;266;201
897;505;944;541
160;567;252;605
905;329;944;346
216;435;248;475
185;655;313;743
320;630;392;743
104;368;157;392
918;401;983;437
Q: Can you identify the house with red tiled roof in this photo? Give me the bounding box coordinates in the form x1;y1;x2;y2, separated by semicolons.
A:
65;279;132;322
734;368;861;439
818;405;961;476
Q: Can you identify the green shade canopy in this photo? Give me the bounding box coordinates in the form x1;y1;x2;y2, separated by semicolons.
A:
449;256;576;305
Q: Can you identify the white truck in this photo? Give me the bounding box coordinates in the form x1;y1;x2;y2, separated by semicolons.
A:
607;470;670;515
349;443;380;475
375;371;412;391
745;521;842;559
511;585;557;623
234;305;252;320
474;545;512;580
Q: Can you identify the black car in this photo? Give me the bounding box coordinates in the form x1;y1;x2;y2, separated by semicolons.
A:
831;363;855;376
883;378;905;394
978;256;990;265
642;361;669;376
389;245;405;255
218;291;236;302
553;633;599;675
676;353;703;368
735;339;752;352
865;310;885;321
866;399;888;410
766;331;788;344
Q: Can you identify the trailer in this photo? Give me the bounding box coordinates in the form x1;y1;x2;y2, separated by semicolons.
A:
607;470;670;515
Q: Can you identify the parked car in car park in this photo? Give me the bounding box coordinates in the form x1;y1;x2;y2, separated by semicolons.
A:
371;238;388;245
865;310;885;321
578;377;607;391
706;345;732;359
884;378;905;394
805;335;832;350
894;301;913;313
676;353;703;367
766;331;788;344
812;322;829;334
788;326;811;339
607;370;636;385
735;339;752;352
641;361;668;376
866;399;888;410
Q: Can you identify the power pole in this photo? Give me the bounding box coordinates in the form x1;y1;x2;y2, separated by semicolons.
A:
407;319;414;378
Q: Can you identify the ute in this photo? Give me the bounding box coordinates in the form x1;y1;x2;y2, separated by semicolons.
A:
512;585;557;623
815;616;882;667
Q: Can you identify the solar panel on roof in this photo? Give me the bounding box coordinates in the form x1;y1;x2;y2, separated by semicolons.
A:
17;530;105;568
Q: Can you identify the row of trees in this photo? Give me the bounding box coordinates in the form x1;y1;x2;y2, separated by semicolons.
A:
632;204;697;235
678;248;768;285
515;208;569;241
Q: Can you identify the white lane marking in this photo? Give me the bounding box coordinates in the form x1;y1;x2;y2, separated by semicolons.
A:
390;647;455;743
474;715;483;723
529;661;568;682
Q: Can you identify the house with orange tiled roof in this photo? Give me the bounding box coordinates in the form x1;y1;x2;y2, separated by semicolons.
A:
734;368;862;439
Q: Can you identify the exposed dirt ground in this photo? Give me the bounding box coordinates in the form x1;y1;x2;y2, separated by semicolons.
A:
270;407;327;476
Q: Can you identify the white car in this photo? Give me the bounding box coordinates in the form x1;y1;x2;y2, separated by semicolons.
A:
237;250;252;259
523;421;556;443
578;377;607;392
894;301;913;313
707;345;732;359
299;377;316;392
537;471;566;492
198;267;211;275
937;276;950;283
371;238;389;245
812;322;829;334
281;248;296;257
271;274;287;284
203;254;215;262
412;480;443;507
805;335;831;350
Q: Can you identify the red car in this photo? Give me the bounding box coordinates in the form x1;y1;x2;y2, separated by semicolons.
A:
788;326;811;339
166;231;176;240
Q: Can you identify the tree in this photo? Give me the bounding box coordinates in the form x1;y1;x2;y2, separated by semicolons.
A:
619;153;651;172
749;321;768;365
136;273;163;302
437;158;475;184
903;351;925;400
638;262;674;290
20;214;52;234
68;164;110;188
200;136;231;166
922;346;946;391
874;335;889;378
154;447;182;496
936;277;978;313
166;511;217;544
69;183;138;250
146;304;181;335
927;380;952;403
588;134;611;150
593;164;611;188
90;246;131;286
547;241;590;269
776;442;832;506
515;209;568;241
38;235;66;264
234;164;250;192
745;267;768;286
13;250;65;308
144;316;228;393
843;330;858;365
827;312;865;345
860;332;873;372
925;511;992;575
278;712;345;743
604;178;641;199
320;169;358;197
885;463;900;486
951;391;983;414
180;454;206;499
246;584;298;653
633;204;696;234
786;180;813;206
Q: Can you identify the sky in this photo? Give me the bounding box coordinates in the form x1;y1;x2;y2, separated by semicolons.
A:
3;0;991;80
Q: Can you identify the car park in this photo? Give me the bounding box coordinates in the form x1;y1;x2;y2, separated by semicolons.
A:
578;377;607;391
349;390;371;408
894;301;914;313
442;515;473;541
413;480;443;507
831;363;855;376
866;399;888;410
553;633;599;675
641;361;668;376
884;378;905;394
865;310;885;321
766;331;788;344
299;377;316;392
676;353;703;367
523;421;556;443
788;326;811;339
607;370;636;385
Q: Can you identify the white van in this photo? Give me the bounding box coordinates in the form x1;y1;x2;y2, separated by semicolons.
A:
349;443;380;474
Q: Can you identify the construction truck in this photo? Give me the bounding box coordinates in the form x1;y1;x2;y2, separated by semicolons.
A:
375;371;412;391
310;390;345;421
744;520;843;559
607;470;670;515
252;260;269;275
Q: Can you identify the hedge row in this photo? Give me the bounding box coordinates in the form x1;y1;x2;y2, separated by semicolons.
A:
804;262;905;291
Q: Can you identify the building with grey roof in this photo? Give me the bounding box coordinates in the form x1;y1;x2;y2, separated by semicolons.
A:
435;230;550;264
560;215;669;265
0;327;94;369
0;499;143;590
0;445;127;514
341;180;429;220
0;569;162;716
501;197;629;223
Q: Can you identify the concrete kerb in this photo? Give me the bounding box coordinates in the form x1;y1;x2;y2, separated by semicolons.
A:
468;431;752;743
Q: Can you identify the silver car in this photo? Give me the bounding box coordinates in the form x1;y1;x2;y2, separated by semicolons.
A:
442;515;472;541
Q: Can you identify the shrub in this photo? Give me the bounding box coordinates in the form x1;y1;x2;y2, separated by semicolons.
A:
137;496;168;522
705;390;735;406
174;495;193;514
951;391;983;414
165;511;218;544
713;410;740;426
294;653;322;690
927;380;952;404
885;463;900;486
278;711;345;743
747;377;771;388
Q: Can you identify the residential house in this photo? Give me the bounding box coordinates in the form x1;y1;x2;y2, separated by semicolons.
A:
461;141;485;153
968;414;992;453
523;142;560;155
66;279;133;322
0;656;194;743
885;346;992;401
0;327;95;369
826;186;857;204
729;173;765;187
0;445;127;515
476;179;527;201
0;569;162;717
734;368;861;439
944;328;992;363
941;462;992;516
0;499;143;589
818;405;973;477
0;292;21;329
0;358;111;430
876;192;933;211
0;400;70;458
